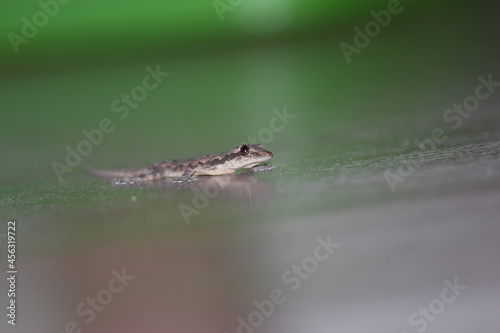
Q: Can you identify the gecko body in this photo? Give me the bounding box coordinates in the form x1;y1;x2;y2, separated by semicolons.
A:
87;144;273;181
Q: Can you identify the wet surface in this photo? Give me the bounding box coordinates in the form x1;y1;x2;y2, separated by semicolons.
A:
1;4;500;332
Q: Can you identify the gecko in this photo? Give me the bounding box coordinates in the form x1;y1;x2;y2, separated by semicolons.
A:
87;144;273;182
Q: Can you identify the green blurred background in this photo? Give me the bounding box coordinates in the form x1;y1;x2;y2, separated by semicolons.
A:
1;0;497;189
1;0;500;332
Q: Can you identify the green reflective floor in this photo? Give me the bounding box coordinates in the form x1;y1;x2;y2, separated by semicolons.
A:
1;4;500;333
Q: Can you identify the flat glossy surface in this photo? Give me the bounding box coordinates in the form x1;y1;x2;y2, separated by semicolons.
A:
1;4;499;332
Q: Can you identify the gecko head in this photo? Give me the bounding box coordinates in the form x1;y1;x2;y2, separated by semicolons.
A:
229;144;273;169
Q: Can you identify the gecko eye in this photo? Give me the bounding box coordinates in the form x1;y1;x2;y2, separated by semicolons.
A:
239;144;250;156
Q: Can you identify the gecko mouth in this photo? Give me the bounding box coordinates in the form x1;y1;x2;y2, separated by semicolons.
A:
242;155;273;169
243;162;263;169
